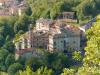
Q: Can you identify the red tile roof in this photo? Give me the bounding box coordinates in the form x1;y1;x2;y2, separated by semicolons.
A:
64;25;80;31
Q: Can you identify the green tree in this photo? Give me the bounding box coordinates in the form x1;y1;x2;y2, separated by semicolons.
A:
7;63;23;75
19;66;54;75
0;35;4;47
0;49;9;63
84;15;100;67
0;71;8;75
0;49;9;71
5;54;15;69
26;56;46;71
25;6;32;16
76;0;98;20
72;51;82;61
61;68;75;75
14;14;30;34
3;41;15;53
77;15;100;75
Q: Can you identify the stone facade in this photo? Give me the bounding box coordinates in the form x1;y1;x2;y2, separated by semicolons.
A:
14;18;81;58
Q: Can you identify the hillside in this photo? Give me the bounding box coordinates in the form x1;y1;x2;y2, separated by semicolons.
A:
26;0;100;25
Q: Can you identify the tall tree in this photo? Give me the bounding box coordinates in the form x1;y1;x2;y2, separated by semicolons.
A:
77;15;100;75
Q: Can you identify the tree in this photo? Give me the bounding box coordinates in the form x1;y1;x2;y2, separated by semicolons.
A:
26;56;46;71
14;14;30;34
76;0;99;20
25;6;32;16
61;68;75;75
5;54;15;69
0;49;9;71
72;51;82;61
0;49;9;63
84;15;100;67
19;66;54;75
0;71;8;75
45;52;73;74
7;63;23;75
77;15;100;75
0;35;4;47
3;41;15;53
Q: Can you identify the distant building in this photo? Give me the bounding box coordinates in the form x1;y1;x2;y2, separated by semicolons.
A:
0;0;26;16
56;12;78;23
0;0;16;7
14;18;81;59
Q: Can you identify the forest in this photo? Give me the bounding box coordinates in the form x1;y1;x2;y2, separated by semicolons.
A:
0;0;100;75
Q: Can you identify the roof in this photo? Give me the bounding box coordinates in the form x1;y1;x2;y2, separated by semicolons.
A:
56;12;75;16
62;12;75;15
36;18;54;25
63;25;80;31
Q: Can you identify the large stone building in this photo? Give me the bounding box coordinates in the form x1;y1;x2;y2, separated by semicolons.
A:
14;17;81;59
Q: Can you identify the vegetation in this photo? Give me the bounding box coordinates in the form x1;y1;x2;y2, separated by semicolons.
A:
77;15;100;75
27;0;100;24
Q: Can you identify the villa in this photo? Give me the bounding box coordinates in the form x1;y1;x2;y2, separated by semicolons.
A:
14;16;81;59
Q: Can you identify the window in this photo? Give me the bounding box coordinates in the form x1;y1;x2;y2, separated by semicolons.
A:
54;41;56;46
73;41;76;44
24;39;27;48
40;31;43;34
19;42;22;50
61;40;63;43
63;40;66;48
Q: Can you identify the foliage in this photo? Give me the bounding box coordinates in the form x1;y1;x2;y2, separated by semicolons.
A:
19;66;54;75
7;63;23;75
0;35;4;47
2;41;15;53
77;15;100;75
72;51;82;61
5;54;15;69
0;49;9;71
84;15;100;67
14;14;30;34
26;56;46;71
27;0;100;21
0;49;9;63
77;66;100;75
0;71;8;75
61;68;75;75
